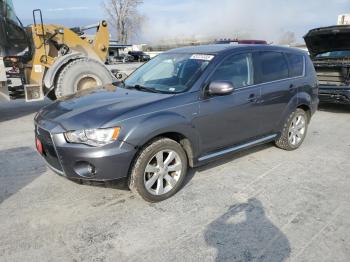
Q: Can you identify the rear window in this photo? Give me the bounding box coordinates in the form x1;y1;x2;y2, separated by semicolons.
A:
286;53;304;77
256;51;289;83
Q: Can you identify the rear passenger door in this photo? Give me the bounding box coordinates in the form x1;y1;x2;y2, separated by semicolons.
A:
254;51;299;135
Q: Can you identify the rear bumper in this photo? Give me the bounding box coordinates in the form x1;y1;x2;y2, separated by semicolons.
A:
319;85;350;104
36;126;137;181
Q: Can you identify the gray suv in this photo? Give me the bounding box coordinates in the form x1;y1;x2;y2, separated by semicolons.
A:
35;44;319;202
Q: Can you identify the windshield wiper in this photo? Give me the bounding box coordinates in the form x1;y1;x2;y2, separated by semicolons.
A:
128;84;161;93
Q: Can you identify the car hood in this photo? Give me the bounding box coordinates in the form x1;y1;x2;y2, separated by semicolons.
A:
304;25;350;57
36;84;174;131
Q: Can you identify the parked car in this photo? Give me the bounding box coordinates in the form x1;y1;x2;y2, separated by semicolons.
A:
128;51;151;62
106;53;134;64
304;25;350;104
34;44;319;202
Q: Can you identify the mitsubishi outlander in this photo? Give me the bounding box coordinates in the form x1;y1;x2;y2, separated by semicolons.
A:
35;44;319;202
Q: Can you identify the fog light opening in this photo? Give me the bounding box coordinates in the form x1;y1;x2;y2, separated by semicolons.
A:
88;164;96;176
74;161;97;178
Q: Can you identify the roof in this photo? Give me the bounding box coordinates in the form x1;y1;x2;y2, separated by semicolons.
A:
165;44;307;55
165;44;234;54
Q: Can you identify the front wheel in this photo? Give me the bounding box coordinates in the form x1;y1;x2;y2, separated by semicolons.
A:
275;108;309;151
129;138;188;202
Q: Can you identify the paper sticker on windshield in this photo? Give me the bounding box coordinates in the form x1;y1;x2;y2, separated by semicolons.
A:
190;54;214;61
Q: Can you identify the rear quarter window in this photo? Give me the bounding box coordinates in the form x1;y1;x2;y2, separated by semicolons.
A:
255;51;289;83
285;53;304;77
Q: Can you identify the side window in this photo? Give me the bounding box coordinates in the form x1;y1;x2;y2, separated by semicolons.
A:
211;53;254;88
286;53;304;77
256;51;288;83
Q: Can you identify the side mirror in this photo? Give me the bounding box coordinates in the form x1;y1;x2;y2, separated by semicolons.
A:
207;81;234;96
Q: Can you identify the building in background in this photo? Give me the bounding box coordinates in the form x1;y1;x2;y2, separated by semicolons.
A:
338;14;350;25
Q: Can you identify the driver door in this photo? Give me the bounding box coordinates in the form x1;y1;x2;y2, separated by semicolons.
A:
194;52;262;154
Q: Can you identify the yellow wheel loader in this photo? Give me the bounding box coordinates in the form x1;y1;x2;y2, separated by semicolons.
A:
0;0;114;102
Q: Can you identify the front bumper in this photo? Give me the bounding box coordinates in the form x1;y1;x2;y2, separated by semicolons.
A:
35;125;137;181
319;85;350;104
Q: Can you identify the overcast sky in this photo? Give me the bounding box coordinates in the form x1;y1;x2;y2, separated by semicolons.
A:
13;0;350;44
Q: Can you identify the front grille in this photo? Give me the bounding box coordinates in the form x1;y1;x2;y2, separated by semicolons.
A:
315;66;350;87
36;126;63;171
316;69;345;86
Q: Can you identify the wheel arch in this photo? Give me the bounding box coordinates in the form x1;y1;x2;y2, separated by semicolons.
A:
128;130;196;168
296;104;311;122
145;132;195;167
276;92;312;131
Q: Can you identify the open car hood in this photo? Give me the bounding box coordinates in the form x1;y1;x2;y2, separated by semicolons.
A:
304;25;350;57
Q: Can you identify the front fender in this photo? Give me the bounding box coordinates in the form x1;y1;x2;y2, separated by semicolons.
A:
121;112;201;158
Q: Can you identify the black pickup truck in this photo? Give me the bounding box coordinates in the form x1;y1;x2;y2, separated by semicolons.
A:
304;25;350;104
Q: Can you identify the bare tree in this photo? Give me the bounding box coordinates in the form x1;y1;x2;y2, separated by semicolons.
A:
103;0;144;44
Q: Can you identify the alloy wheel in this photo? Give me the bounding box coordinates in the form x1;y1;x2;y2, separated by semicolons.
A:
143;150;182;195
288;114;306;146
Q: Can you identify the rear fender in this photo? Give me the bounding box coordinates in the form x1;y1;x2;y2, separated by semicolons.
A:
276;92;311;131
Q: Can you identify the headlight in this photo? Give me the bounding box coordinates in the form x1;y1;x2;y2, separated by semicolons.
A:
64;127;120;147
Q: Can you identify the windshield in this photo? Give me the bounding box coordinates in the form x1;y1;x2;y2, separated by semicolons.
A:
316;50;350;58
124;53;213;93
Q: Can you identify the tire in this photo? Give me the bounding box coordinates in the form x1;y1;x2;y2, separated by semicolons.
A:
275;108;309;151
129;138;188;202
55;58;114;98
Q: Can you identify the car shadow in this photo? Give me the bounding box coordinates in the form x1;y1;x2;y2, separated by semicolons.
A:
0;99;51;122
0;147;47;204
318;103;350;113
205;198;291;262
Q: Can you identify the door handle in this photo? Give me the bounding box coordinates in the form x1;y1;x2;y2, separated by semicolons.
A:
247;93;258;103
289;84;295;92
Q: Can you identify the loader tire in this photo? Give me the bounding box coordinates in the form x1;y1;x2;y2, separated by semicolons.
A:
55;58;113;98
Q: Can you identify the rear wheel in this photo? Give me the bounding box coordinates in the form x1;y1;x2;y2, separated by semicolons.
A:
275;108;309;150
55;58;113;98
129;138;188;202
